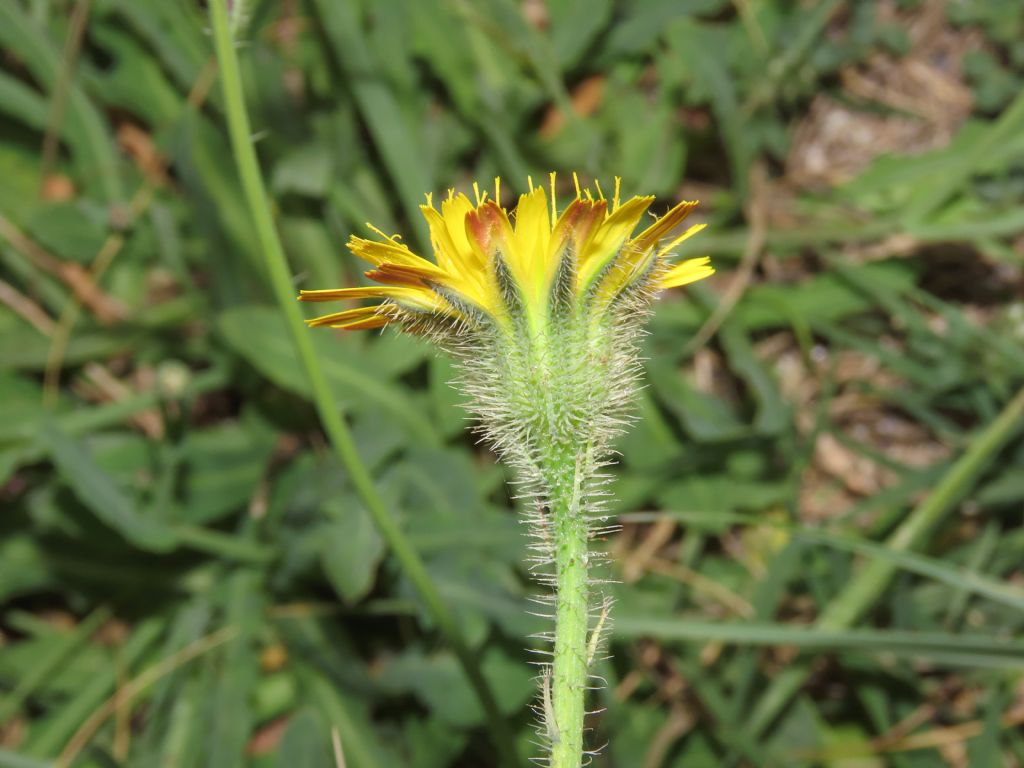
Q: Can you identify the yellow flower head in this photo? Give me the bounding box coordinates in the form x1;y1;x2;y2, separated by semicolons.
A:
300;179;714;745
299;173;713;336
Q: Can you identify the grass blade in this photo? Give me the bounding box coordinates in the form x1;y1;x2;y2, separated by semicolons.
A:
0;3;123;203
796;529;1024;613
40;422;178;552
614;617;1024;667
0;608;110;724
311;0;430;247
750;386;1024;735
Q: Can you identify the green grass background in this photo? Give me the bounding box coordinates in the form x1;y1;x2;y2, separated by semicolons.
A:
2;0;1024;766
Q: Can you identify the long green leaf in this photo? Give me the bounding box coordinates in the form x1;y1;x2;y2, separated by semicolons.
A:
40;423;178;552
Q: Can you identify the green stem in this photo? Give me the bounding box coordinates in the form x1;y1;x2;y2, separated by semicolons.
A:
545;444;590;768
207;4;518;764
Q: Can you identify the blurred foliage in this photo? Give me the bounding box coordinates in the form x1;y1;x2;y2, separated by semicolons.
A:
1;0;1024;766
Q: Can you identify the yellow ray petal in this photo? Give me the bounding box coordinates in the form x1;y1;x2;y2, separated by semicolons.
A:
512;186;550;290
420;205;461;274
655;223;708;258
600;222;710;297
304;304;396;329
550;198;605;256
421;195;477;276
299;285;452;319
298;286;434;303
546;198;605;290
440;193;479;267
465;201;520;301
418;196;494;309
347;236;446;278
629;200;699;254
360;262;479;310
592;207;707;300
331;314;393;331
659;257;715;289
576;196;653;289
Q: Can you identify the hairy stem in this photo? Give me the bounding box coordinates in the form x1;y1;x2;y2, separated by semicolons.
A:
485;316;626;765
457;301;636;763
545;444;590;767
540;436;589;765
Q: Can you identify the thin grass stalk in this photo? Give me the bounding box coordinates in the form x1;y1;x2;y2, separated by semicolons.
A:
206;3;518;763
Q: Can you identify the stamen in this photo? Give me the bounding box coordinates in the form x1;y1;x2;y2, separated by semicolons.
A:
573;171;581;199
425;191;433;207
366;223;400;243
549;171;557;224
472;181;482;206
594;178;604;201
613;177;621;210
495;176;501;205
528;175;535;192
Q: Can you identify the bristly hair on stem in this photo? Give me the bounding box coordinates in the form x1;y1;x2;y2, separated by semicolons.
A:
226;0;253;37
